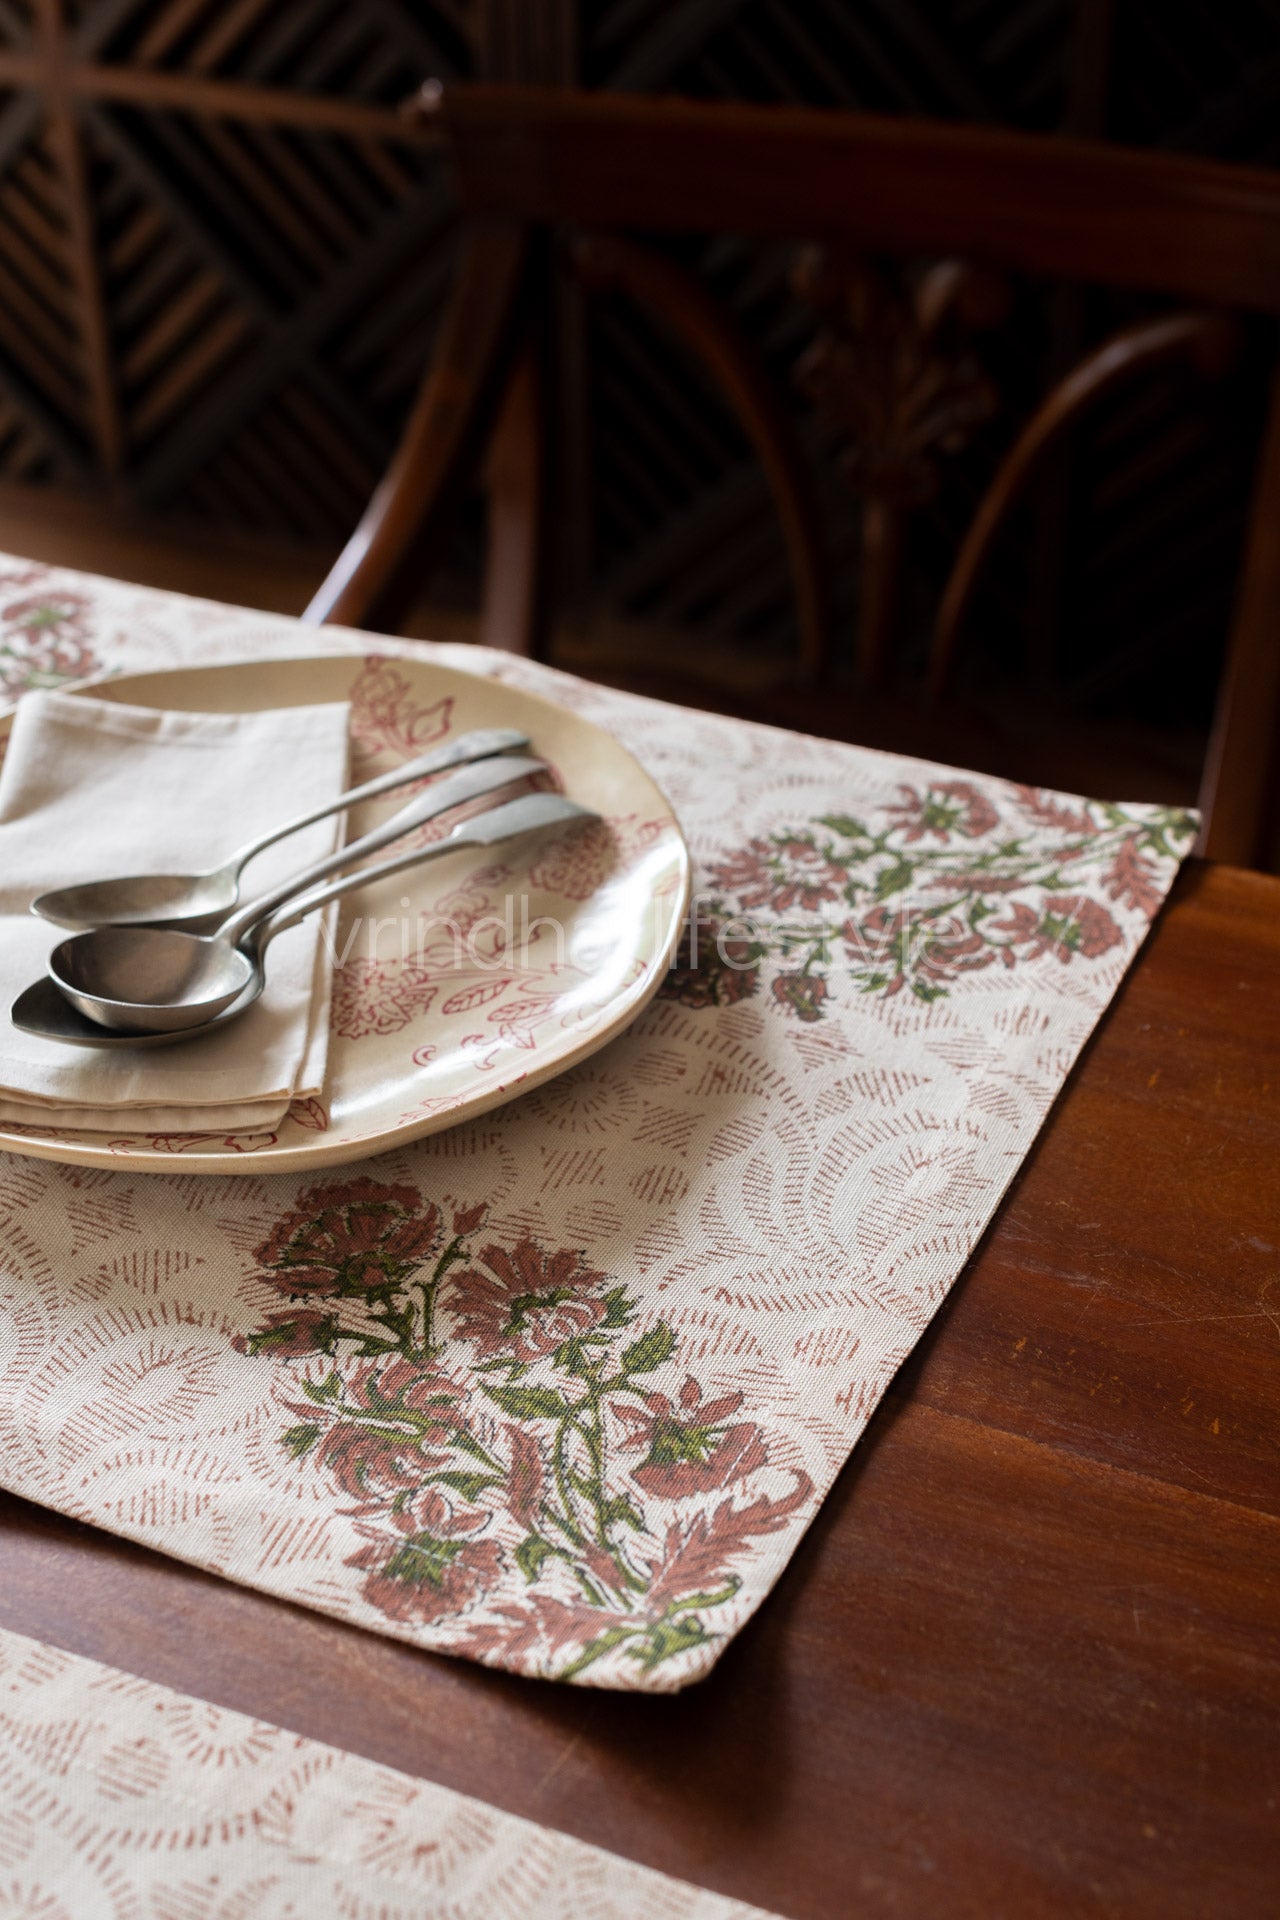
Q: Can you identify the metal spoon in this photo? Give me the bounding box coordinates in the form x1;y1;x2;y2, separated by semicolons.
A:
23;792;591;1048
30;725;531;933
47;752;545;1033
12;971;261;1051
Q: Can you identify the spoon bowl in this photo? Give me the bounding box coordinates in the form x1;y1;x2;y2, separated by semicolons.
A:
42;790;595;1042
51;925;257;1032
38;869;242;937
45;750;548;1036
11;972;258;1049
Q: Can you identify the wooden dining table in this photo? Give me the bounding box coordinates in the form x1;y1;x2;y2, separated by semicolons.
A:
1;855;1276;1918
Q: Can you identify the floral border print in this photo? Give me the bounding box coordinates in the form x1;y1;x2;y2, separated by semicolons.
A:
238;1179;811;1684
661;782;1196;1018
0;567;98;703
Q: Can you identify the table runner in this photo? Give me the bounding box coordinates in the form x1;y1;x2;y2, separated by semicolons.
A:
0;554;1198;1690
0;1624;780;1918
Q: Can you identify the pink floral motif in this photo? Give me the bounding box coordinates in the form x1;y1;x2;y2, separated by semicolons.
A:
141;1130;277;1153
659;917;761;1011
1065;897;1125;959
1012;786;1099;836
641;1475;813;1615
708;834;846;911
528;815;620;899
329;876;557;1060
484;986;577;1052
255;1178;442;1299
989;894;1123;964
235;1183;806;1679
347;657;453;760
430;877;507;938
1103;834;1164;918
331;955;439;1039
450;1591;603;1671
682;786;1194;1016
616;1377;767;1497
341;1356;469;1442
453;1239;609;1363
233;1307;335;1358
300;1356;470;1507
350;1489;503;1626
440;977;513;1017
850;906;995;997
771;970;829;1021
0;581;98;699
319;1420;446;1509
505;1424;545;1527
450;1470;815;1678
885;779;1000;844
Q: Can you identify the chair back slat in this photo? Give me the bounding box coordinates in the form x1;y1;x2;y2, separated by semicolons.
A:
431;85;1280;315
308;84;1280;866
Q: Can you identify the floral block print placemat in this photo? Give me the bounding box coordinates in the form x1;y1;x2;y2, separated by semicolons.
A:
0;556;1198;1689
0;1625;780;1920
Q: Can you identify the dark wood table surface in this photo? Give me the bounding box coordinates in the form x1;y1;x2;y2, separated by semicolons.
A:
2;858;1277;1919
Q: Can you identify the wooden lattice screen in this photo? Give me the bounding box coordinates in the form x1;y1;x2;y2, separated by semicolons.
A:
0;0;1276;706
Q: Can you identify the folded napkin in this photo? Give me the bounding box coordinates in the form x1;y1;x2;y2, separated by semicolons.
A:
0;689;350;1133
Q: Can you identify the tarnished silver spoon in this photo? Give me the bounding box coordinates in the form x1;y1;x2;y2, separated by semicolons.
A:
12;972;259;1050
30;724;530;933
32;791;592;1046
47;751;545;1034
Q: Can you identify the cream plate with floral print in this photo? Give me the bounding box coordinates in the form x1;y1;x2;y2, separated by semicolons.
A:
0;654;690;1175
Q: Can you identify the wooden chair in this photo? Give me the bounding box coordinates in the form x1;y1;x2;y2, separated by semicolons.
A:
303;84;1280;872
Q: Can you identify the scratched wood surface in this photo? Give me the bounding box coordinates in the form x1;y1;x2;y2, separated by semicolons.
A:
1;857;1277;1918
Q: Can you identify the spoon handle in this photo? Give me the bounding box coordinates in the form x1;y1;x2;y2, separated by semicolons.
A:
257;794;597;945
227;726;530;875
218;753;547;949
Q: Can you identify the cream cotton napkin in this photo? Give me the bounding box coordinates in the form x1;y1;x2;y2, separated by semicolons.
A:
0;688;350;1133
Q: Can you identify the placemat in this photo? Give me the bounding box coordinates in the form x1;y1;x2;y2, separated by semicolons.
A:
0;555;1198;1689
0;1623;780;1918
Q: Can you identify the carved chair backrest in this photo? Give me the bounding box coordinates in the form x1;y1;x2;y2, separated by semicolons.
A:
307;85;1280;869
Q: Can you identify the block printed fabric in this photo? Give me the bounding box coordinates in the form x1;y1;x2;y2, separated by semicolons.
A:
0;557;1198;1689
0;1623;780;1918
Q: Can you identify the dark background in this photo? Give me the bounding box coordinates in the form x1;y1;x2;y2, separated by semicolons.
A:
0;0;1277;777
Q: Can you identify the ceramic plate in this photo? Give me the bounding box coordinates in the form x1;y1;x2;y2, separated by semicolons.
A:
0;653;690;1174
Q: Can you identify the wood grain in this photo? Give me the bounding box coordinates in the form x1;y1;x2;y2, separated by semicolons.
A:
436;85;1280;314
931;312;1243;703
302;219;530;633
331;84;1280;868
1;858;1277;1918
574;230;830;681
0;50;439;146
